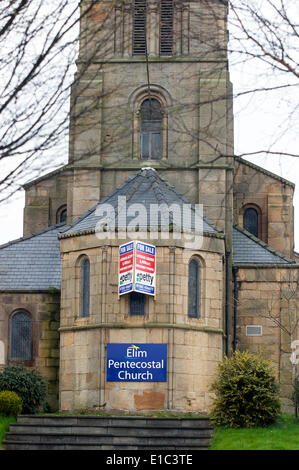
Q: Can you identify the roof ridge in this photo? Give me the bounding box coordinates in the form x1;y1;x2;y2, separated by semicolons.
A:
149;169;223;233
0;223;66;250
113;178;146;227
233;225;296;264
150;177;175;225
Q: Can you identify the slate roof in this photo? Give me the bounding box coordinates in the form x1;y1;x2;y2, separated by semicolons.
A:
232;225;296;265
0;224;64;291
60;168;222;238
0;171;297;293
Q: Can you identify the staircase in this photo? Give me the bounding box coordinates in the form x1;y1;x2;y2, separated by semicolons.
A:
3;415;213;450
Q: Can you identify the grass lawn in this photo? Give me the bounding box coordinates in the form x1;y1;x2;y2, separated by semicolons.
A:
211;414;299;450
0;415;16;450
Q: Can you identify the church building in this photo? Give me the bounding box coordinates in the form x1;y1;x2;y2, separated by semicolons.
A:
0;0;298;414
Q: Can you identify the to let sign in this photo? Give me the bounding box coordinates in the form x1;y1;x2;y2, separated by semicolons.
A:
107;343;167;382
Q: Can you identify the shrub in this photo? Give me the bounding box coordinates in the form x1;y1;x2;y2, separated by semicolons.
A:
0;391;22;417
210;350;281;428
0;365;48;414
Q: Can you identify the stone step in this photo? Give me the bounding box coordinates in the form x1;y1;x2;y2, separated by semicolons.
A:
3;415;213;450
4;432;211;446
3;441;211;451
16;415;212;429
7;423;213;438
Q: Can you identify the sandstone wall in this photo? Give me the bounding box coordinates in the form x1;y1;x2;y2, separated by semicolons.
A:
0;291;60;411
23;168;71;236
234;159;295;258
235;266;299;412
59;233;225;413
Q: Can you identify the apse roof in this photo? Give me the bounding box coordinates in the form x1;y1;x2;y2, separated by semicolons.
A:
59;167;222;239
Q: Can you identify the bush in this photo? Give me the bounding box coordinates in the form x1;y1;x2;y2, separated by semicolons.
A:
210;350;281;428
0;365;48;414
0;391;22;416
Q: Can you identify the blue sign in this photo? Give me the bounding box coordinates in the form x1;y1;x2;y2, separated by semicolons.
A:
107;343;167;382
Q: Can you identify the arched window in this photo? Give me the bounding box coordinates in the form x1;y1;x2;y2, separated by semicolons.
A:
10;311;32;361
57;205;67;224
133;0;147;55
80;257;90;318
59;208;67;224
130;291;145;316
140;98;163;160
188;258;201;318
160;0;174;55
243;207;259;238
130;86;170;160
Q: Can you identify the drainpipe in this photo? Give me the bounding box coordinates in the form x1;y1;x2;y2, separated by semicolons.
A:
232;266;239;352
225;251;231;356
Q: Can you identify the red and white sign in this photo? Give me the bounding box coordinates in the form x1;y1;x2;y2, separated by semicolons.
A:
119;242;134;295
118;241;156;296
134;241;156;296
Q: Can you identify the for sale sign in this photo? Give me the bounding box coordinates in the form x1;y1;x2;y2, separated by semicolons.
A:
134;241;156;296
118;241;156;296
119;242;134;295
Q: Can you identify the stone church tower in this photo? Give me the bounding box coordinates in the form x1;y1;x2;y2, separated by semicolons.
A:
24;0;233;242
1;0;298;414
56;0;232;412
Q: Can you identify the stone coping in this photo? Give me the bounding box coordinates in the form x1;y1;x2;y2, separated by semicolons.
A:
58;228;225;240
234;264;299;269
0;289;61;294
21;413;211;420
235;156;295;188
77;57;228;64
59;322;224;335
